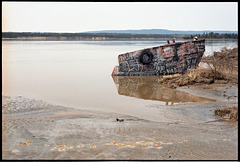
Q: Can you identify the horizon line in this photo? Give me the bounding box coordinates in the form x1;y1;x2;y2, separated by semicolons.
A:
3;28;238;33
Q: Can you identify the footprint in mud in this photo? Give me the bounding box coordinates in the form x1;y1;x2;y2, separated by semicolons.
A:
135;141;155;146
63;146;74;150
156;147;163;149
50;145;66;151
77;145;84;148
121;145;136;148
58;148;66;151
51;145;74;151
146;146;155;149
106;142;124;146
128;142;135;145
156;141;173;145
90;145;96;148
17;142;32;145
106;140;175;149
178;140;188;143
55;145;66;149
58;147;74;151
12;150;21;153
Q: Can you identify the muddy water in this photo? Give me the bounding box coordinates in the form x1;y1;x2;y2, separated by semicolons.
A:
112;76;215;104
2;40;237;122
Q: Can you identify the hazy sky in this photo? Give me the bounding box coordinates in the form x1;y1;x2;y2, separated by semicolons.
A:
2;2;238;32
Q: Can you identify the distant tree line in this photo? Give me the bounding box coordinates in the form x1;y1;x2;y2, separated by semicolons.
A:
2;32;238;39
183;32;238;39
2;32;182;39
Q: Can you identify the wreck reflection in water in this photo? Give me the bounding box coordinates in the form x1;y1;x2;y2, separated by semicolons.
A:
112;76;215;105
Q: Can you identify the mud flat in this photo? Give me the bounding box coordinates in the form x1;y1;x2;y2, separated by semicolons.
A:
2;83;238;160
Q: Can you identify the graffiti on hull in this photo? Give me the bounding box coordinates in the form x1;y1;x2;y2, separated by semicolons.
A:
112;39;205;76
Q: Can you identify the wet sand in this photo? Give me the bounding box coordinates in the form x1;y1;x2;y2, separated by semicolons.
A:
2;83;238;160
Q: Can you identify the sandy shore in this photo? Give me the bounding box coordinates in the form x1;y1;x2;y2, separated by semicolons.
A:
2;83;238;160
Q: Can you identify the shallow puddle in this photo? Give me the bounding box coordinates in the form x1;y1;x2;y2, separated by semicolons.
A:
112;76;216;104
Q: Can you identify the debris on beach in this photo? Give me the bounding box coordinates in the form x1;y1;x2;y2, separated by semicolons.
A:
214;105;238;121
116;118;124;122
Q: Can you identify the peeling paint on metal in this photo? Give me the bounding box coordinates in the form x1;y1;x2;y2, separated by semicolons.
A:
112;39;205;76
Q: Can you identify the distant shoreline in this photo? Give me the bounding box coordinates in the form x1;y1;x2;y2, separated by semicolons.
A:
2;32;238;41
2;37;238;41
2;37;182;41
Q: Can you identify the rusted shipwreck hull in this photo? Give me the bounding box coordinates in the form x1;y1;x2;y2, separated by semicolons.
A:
112;39;205;76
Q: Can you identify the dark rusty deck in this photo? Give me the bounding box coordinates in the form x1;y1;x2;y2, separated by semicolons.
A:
112;39;205;76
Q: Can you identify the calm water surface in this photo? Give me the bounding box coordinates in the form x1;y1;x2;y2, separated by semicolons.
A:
2;40;237;121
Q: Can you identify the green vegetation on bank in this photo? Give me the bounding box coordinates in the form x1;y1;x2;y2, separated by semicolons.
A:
2;32;181;39
2;32;238;39
183;32;238;39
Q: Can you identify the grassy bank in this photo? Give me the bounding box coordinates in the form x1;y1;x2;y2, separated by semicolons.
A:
158;47;238;122
159;47;238;87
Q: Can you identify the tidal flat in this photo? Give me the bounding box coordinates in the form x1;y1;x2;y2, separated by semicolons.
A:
2;83;238;160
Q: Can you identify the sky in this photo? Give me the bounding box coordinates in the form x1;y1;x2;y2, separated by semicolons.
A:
2;2;238;33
